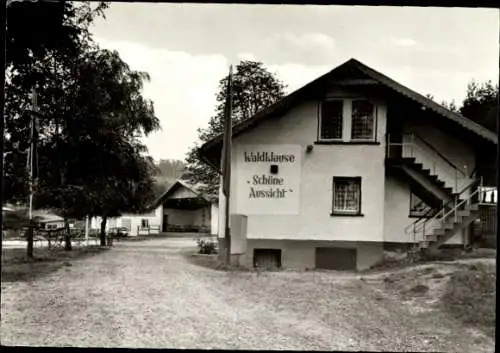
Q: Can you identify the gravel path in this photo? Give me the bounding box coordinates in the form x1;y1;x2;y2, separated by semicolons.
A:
1;238;494;351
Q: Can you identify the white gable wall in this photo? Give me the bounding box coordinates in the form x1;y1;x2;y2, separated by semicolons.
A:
169;187;198;199
229;87;388;242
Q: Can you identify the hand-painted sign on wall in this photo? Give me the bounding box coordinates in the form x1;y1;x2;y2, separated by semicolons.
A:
236;145;302;215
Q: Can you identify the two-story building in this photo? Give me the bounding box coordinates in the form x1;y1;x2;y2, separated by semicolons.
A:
199;58;497;271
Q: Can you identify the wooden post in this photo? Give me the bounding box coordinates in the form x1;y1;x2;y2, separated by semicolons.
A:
85;215;89;246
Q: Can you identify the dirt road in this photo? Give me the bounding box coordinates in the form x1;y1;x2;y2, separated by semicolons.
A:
1;237;494;351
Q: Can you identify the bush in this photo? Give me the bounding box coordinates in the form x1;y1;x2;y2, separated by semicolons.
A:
441;262;496;338
196;238;218;255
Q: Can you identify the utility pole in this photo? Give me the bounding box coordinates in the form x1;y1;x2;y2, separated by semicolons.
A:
25;87;37;257
1;0;8;258
29;87;38;220
221;66;233;266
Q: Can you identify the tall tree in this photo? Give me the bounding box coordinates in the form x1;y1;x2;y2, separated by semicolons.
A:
182;60;286;195
157;159;185;182
5;2;160;252
6;1;108;69
441;100;459;113
4;1;109;256
459;80;498;133
33;47;160;247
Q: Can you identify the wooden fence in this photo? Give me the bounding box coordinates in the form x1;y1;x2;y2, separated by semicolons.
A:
136;225;161;236
472;187;497;248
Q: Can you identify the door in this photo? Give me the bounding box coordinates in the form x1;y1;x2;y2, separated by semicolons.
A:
315;247;357;271
162;214;168;232
387;109;404;159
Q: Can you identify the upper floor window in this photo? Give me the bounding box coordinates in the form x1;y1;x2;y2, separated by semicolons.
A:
320;100;343;140
351;100;375;140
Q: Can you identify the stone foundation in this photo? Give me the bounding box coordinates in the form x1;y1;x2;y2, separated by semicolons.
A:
236;239;384;271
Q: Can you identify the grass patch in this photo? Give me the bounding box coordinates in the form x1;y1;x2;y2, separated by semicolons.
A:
441;262;496;338
367;248;496;274
405;284;429;296
1;246;110;283
182;251;252;272
184;252;220;270
421;248;496;262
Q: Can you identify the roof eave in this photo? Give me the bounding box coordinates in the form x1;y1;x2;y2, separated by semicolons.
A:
199;58;498;162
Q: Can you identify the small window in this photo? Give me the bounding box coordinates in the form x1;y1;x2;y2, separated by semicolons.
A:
141;219;149;228
332;177;362;215
409;193;434;217
320;100;343;140
254;249;282;269
351;100;375;140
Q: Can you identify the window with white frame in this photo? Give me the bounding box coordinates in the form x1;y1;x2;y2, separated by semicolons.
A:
351;100;375;140
141;219;149;228
332;177;362;215
320;100;343;140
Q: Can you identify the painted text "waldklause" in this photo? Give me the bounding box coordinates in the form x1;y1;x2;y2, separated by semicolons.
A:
244;152;295;163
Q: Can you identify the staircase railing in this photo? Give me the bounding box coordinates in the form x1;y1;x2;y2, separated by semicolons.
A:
406;176;483;246
387;133;469;193
411;133;467;177
405;175;480;235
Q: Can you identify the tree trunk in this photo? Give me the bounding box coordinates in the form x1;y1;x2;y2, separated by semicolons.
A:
26;223;34;258
64;217;72;251
100;216;107;246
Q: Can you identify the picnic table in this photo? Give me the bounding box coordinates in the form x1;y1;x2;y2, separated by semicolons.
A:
41;229;65;249
38;228;100;248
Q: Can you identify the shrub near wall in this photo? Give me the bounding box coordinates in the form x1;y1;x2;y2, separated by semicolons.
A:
196;238;218;255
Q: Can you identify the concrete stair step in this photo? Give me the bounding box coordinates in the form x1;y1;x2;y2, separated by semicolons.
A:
424;234;438;242
457;210;471;217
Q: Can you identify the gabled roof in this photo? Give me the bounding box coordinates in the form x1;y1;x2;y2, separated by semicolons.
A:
149;179;214;209
199;58;498;171
32;210;64;223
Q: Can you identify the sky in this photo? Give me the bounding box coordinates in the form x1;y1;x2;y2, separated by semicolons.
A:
90;4;499;162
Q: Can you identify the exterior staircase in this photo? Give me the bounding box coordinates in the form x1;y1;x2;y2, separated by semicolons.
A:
386;157;458;210
386;132;483;252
